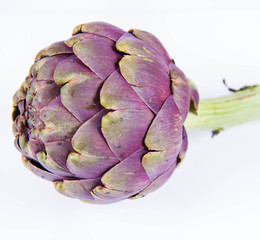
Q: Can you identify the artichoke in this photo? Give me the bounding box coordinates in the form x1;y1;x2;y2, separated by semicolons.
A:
12;21;199;203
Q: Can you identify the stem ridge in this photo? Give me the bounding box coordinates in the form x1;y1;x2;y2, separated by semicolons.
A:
184;84;260;132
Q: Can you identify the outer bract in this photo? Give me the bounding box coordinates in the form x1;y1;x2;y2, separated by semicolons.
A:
12;22;199;204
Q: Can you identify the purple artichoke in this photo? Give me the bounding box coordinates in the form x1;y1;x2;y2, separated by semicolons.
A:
12;22;199;204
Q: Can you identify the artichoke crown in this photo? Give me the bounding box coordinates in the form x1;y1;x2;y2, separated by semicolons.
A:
13;22;199;203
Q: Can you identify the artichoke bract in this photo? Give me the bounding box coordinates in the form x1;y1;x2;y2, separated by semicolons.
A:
12;22;199;204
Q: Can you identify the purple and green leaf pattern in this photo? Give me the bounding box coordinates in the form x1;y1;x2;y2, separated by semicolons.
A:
12;22;199;204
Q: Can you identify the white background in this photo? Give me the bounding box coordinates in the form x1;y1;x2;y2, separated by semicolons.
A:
0;0;260;239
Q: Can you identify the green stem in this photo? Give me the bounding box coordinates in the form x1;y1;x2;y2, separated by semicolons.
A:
184;85;260;132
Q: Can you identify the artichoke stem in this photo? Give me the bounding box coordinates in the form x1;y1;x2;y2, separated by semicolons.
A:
184;84;260;133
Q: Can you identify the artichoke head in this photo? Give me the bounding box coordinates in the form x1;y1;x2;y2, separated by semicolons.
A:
12;22;199;204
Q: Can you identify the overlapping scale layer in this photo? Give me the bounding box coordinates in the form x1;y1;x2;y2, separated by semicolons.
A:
12;22;199;203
